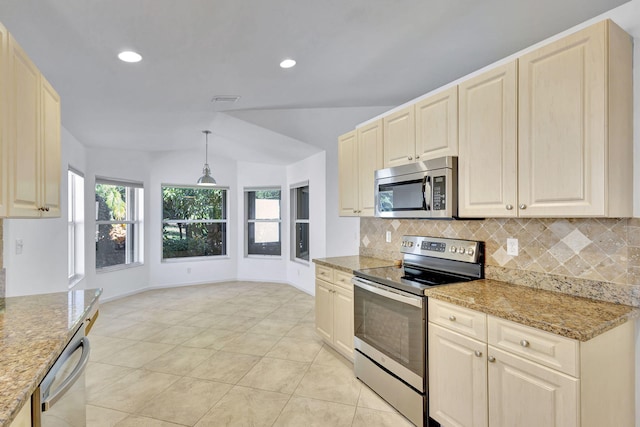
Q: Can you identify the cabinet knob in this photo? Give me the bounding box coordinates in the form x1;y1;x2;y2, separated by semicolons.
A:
474;350;482;358
519;204;527;210
408;156;413;160
488;356;496;363
416;155;420;159
448;315;456;322
505;204;513;210
520;339;530;348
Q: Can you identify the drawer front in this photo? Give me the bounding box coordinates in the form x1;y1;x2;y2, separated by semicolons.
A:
488;316;579;377
315;265;334;282
428;299;487;341
333;270;353;290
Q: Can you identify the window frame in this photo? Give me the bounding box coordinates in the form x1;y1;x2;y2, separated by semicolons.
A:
95;177;144;272
290;181;310;263
68;168;85;286
161;184;229;262
244;187;282;258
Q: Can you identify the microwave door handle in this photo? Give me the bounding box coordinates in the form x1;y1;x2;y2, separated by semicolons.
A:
423;176;432;211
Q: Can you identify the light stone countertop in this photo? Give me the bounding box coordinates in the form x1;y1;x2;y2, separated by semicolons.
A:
425;279;640;341
312;255;394;274
0;288;102;427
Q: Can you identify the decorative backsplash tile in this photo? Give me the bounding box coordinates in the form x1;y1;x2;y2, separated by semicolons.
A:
360;217;640;306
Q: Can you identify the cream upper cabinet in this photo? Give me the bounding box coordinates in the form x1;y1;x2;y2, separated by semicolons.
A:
459;62;518;218
383;105;415;168
415;86;458;160
338;120;382;217
338;130;358;216
356;119;383;216
4;31;61;218
518;20;632;217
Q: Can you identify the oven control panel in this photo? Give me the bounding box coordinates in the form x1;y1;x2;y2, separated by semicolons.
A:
400;235;481;263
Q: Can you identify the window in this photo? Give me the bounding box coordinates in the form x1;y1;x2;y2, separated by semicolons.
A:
68;169;84;284
95;178;144;270
245;188;281;256
291;183;309;261
162;185;228;259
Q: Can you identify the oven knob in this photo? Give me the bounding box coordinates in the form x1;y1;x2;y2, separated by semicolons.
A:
467;248;475;256
458;247;466;254
449;246;456;253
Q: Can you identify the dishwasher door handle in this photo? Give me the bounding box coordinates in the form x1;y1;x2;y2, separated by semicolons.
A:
42;337;91;411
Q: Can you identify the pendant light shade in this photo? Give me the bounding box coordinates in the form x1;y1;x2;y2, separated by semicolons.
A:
197;130;217;186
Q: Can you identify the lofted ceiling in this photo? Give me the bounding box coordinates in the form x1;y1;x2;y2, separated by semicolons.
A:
0;0;631;163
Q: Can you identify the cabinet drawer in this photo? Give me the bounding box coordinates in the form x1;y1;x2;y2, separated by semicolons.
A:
315;265;334;282
334;271;353;290
428;299;487;341
488;316;579;377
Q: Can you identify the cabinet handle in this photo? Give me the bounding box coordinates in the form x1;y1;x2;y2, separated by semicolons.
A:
520;339;530;348
415;155;420;159
474;350;482;358
448;315;456;321
505;204;513;210
519;204;527;210
488;356;496;363
408;156;413;160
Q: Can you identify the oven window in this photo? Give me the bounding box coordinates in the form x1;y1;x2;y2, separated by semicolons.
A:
354;285;425;378
378;179;424;212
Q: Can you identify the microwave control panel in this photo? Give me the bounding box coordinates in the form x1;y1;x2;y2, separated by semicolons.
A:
432;176;446;210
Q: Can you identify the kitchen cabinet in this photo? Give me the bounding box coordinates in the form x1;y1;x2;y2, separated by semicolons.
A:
9;397;31;427
314;265;354;361
459;19;632;218
383;105;415;168
338;119;383;217
428;298;635;427
3;29;61;218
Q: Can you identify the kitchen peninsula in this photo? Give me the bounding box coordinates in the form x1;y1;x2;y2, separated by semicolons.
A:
0;289;101;426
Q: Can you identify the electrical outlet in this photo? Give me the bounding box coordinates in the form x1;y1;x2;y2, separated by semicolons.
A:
187;267;192;274
507;238;519;256
386;231;392;243
15;239;23;255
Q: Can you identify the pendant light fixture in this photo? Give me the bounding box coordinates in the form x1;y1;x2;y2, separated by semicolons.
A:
197;130;217;186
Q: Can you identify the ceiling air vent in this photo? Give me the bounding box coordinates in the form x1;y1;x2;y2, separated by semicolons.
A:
211;95;241;103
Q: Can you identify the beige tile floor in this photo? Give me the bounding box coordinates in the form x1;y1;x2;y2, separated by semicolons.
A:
87;281;414;427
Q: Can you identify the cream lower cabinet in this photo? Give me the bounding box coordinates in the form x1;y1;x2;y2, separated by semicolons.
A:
428;299;635;427
338;119;383;217
9;397;31;427
315;265;354;361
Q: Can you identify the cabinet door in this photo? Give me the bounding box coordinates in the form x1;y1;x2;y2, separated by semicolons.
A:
518;22;606;217
429;323;488;427
314;279;333;342
383;106;415;168
338;130;358;216
40;76;61;217
415;86;458;160
333;284;354;360
357;119;383;216
458;61;517;218
488;347;578;427
0;24;7;217
8;35;40;217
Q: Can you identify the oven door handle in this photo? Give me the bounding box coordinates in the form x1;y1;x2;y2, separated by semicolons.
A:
352;277;423;308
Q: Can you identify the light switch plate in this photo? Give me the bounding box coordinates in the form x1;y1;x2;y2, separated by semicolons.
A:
507;238;518;256
386;231;392;243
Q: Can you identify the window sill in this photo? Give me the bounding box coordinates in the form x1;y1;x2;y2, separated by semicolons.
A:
96;262;144;274
290;258;310;266
162;255;231;263
245;255;283;260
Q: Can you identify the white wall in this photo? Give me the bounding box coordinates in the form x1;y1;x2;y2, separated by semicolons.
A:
287;151;326;294
148;148;238;289
236;162;288;283
3;127;85;296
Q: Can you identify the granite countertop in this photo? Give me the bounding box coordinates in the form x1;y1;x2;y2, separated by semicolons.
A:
0;288;102;427
312;255;394;274
425;279;640;341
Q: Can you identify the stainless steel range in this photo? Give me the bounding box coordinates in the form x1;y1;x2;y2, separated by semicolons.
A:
352;235;484;427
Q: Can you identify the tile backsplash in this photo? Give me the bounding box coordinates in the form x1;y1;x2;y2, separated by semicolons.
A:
360;217;640;306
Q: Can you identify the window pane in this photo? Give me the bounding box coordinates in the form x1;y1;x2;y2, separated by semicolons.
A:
248;190;281;220
295;223;309;260
96;184;127;221
162;187;226;220
296;186;309;220
96;223;128;268
163;223;227;258
248;222;281;255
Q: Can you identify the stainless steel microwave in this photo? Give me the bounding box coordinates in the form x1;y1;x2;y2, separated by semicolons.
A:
374;157;457;219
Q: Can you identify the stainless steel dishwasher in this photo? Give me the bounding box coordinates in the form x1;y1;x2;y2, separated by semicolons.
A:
32;325;90;426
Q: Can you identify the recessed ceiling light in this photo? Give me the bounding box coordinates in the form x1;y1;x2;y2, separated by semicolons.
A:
279;58;296;69
118;51;142;63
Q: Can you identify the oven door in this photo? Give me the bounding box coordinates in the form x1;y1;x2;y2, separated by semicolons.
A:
353;277;426;391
